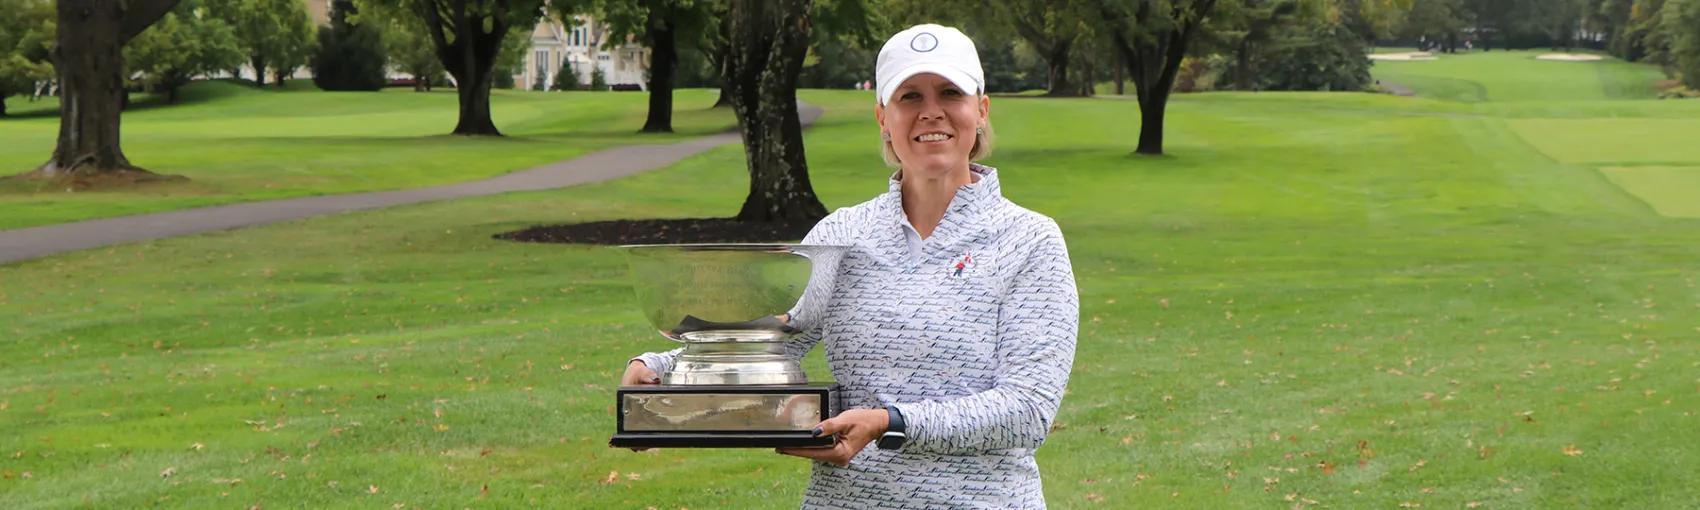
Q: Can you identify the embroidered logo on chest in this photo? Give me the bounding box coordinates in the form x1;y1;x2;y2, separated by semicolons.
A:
952;255;972;277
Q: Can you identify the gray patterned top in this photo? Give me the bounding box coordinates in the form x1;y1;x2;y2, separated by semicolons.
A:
633;164;1079;509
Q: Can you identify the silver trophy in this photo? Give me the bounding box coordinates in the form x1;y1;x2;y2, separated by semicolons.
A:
611;243;848;448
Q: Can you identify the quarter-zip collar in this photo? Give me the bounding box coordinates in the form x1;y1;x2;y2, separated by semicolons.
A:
876;164;1002;266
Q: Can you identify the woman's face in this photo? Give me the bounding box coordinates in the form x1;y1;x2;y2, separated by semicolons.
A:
877;73;989;179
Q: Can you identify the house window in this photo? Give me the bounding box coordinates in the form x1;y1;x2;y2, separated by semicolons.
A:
536;50;550;84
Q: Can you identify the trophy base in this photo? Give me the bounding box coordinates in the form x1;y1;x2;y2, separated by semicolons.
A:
612;383;842;449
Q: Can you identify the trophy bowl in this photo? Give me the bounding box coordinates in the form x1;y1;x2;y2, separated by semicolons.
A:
612;243;850;449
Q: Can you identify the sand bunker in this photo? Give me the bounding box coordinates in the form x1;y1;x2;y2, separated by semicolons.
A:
1536;53;1603;61
1369;52;1437;61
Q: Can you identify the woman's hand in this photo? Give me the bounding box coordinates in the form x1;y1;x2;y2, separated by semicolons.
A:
776;409;890;467
621;360;660;386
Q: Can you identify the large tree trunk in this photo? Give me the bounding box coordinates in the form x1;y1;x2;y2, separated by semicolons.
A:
1044;39;1073;96
1136;90;1169;154
22;0;183;184
451;69;497;135
712;49;731;108
726;0;826;224
0;99;8;117
1107;0;1214;156
642;15;677;133
424;0;509;136
1113;54;1124;95
1077;41;1095;97
251;56;268;87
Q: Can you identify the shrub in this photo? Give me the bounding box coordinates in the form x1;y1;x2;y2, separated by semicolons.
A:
310;2;387;92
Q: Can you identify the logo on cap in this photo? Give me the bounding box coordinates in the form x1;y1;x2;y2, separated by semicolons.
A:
910;33;939;53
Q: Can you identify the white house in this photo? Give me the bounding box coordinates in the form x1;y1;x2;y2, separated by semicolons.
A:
517;16;649;91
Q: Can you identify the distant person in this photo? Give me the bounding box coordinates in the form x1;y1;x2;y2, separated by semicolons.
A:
622;23;1081;510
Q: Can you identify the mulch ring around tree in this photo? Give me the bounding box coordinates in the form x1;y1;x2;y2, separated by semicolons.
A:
492;217;819;245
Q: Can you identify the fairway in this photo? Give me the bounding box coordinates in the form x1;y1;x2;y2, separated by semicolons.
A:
0;81;737;230
1370;50;1665;102
1599;167;1700;217
4;53;1700;508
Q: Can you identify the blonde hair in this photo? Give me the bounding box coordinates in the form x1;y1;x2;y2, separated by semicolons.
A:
881;120;995;168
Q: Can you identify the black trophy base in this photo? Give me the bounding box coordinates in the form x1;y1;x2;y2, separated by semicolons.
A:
612;383;841;449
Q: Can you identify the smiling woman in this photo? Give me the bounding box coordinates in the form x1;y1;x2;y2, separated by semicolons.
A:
623;23;1080;510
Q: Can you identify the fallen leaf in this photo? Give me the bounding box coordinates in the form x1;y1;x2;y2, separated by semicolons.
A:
1562;445;1583;456
160;467;176;478
600;471;619;485
1084;493;1105;502
1466;503;1482;508
1120;435;1132;445
368;485;380;494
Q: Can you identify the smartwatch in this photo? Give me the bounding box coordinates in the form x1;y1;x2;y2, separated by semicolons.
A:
876;407;908;450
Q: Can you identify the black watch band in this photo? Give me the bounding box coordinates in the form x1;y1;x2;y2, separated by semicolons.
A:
877;407;908;450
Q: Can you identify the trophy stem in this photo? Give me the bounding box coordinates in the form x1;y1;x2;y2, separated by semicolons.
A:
664;338;807;385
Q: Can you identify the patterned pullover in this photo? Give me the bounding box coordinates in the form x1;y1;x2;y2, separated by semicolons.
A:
633;164;1080;509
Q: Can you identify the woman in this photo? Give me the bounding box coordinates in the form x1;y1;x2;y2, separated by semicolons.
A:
622;23;1079;509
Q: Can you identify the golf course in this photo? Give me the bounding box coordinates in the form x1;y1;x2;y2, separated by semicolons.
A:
2;49;1698;508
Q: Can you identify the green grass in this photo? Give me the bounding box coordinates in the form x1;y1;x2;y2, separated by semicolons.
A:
5;57;1700;508
1599;167;1700;217
0;80;736;230
1370;50;1667;102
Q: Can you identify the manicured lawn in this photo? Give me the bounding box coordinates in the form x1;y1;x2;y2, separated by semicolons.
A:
1599;166;1700;217
1370;50;1667;102
0;80;736;230
4;59;1700;509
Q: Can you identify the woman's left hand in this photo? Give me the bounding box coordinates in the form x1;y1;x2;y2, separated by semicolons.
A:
776;408;889;467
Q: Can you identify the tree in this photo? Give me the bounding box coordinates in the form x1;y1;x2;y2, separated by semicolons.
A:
368;0;546;135
1256;19;1373;91
1398;0;1469;51
1616;0;1671;63
725;0;826;223
576;0;717;133
991;0;1091;96
1340;0;1412;45
0;0;55;117
490;25;532;89
17;0;181;183
353;0;446;90
125;0;246;103
1098;0;1222;156
1661;0;1700;88
589;60;608;89
1205;0;1303;90
550;54;577;90
205;0;316;87
312;0;388;91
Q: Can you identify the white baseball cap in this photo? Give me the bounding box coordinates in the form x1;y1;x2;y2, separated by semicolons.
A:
875;24;984;106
